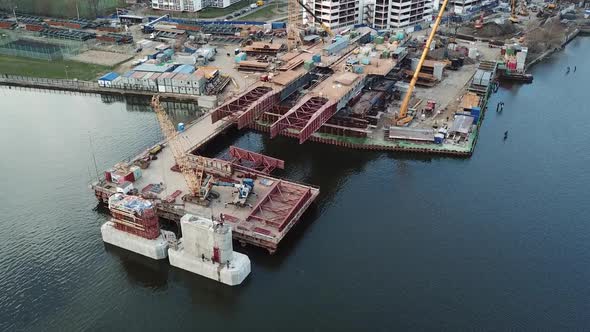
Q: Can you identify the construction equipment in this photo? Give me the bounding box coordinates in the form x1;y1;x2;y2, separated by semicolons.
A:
287;0;302;50
424;100;436;114
510;0;520;23
214;179;255;207
151;95;209;204
394;0;450;127
518;1;529;16
142;14;170;34
296;0;334;37
475;12;484;29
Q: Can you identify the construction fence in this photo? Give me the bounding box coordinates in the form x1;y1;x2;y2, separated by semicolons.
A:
0;74;97;89
0;30;88;61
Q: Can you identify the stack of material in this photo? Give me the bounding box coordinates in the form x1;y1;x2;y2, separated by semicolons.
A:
97;33;133;44
459;92;481;111
334;72;359;86
195;67;219;80
237;60;269;71
278;57;305;71
388;127;436;142
0;20;17;30
403;69;436;87
420;59;446;75
242;42;284;55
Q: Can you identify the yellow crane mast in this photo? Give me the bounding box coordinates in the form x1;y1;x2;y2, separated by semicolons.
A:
151;95;206;202
287;0;303;50
395;0;451;126
510;0;520;23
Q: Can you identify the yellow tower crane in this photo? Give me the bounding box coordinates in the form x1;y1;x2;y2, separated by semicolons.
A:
394;0;451;127
151;95;209;203
287;0;303;50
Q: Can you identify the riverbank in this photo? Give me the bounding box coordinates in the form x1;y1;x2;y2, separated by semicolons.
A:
525;29;581;71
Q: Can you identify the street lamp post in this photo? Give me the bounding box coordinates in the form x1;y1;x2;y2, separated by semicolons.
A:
65;65;70;80
13;6;18;25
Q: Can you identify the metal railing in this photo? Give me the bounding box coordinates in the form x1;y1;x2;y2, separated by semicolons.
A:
0;73;215;97
0;74;97;89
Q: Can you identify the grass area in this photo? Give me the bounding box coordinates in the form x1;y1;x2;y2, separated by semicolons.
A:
198;0;252;18
1;0;126;18
0;55;111;81
145;1;252;19
238;5;276;21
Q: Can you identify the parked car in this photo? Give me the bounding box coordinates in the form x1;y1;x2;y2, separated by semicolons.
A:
226;15;233;19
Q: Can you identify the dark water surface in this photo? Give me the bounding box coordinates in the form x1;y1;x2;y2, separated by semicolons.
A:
1;38;590;331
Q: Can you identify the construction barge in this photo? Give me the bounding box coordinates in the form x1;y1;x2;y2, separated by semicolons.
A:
92;109;319;254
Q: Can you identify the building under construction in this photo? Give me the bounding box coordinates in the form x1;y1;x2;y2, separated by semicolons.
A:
206;0;498;156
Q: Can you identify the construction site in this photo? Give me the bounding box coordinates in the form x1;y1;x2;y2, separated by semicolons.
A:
1;0;578;284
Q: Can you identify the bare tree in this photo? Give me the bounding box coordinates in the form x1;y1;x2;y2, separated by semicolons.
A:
88;0;101;18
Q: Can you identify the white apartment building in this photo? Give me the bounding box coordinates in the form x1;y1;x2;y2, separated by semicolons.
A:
151;0;240;12
451;0;482;14
373;0;433;29
308;0;363;30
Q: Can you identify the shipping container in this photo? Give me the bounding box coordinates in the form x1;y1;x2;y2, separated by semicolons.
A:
271;22;286;29
434;133;445;144
130;166;142;181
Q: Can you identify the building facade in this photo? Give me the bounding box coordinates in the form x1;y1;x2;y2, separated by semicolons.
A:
450;0;482;14
151;0;240;11
373;0;433;29
308;0;363;29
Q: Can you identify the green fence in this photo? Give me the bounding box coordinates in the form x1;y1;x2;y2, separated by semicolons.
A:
0;31;86;60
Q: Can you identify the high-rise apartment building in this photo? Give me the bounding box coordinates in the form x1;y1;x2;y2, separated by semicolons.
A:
373;0;433;29
151;0;240;12
450;0;483;14
307;0;363;29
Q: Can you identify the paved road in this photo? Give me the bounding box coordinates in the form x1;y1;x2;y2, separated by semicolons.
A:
226;0;275;20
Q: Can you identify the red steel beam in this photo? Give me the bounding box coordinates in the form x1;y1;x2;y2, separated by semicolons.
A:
228;146;285;174
269;96;337;144
297;101;337;144
211;86;273;125
236;90;278;129
247;181;311;232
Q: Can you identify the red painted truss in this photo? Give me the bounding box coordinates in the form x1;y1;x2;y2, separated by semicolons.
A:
247;181;312;233
211;86;278;129
228;146;285;174
269;95;337;144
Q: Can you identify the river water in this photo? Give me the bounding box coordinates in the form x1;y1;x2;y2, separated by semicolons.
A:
1;38;589;331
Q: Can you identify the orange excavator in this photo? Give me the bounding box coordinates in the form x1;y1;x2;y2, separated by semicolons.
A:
394;0;450;126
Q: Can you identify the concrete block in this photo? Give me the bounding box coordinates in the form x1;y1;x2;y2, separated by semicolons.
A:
101;221;168;260
168;246;250;286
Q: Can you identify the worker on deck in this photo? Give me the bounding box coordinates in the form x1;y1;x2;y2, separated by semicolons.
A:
566;66;570;74
574;66;577;72
504;131;509;140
